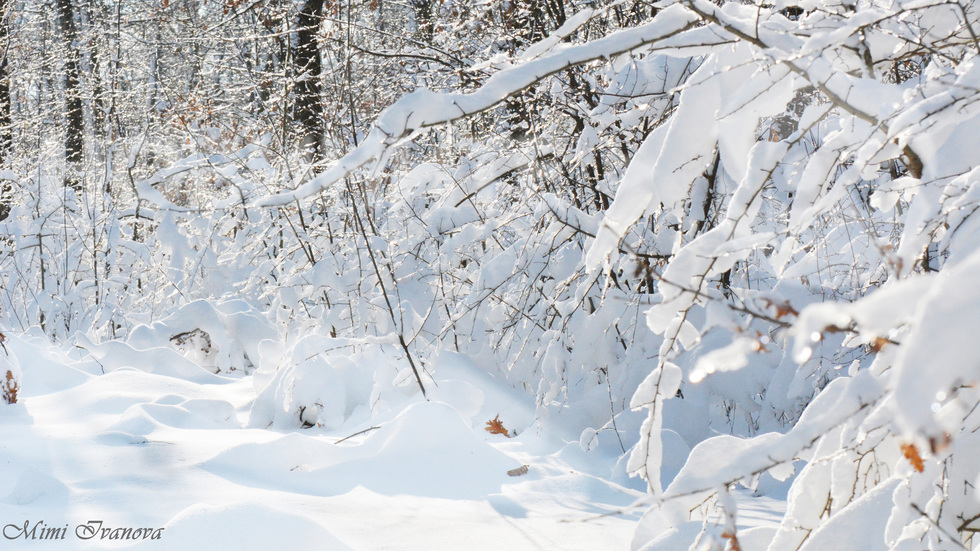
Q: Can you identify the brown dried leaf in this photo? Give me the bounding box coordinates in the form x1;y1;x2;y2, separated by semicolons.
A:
485;414;511;438
3;369;18;405
721;531;742;551
901;442;925;472
761;298;798;320
773;301;798;320
507;465;529;477
870;337;890;353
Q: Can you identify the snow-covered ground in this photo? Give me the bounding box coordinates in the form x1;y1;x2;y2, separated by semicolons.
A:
0;327;665;550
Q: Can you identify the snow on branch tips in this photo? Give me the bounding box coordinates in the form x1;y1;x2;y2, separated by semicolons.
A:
538;0;980;547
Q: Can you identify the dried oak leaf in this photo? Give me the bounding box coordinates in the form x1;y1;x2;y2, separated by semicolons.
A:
870;337;890;353
901;442;925;473
760;298;798;320
721;532;742;551
485;414;511;438
773;301;798;320
3;369;18;405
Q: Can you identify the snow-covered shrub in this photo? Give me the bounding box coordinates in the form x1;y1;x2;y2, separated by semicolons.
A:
249;337;411;430
225;0;980;547
127;299;278;374
567;0;980;548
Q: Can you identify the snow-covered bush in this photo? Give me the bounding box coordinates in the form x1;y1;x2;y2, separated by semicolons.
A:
231;0;980;548
574;0;980;548
126;299;278;374
249;336;418;430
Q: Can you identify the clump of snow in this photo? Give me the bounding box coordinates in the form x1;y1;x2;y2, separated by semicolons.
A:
127;299;278;374
249;337;395;430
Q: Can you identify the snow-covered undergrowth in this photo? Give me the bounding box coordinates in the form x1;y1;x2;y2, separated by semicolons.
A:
0;325;646;549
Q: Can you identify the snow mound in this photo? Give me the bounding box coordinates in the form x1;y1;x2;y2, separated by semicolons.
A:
249;338;410;430
79;338;225;382
111;398;239;436
210;402;523;500
164;503;352;550
127;299;278;374
4;467;69;506
0;328;645;550
6;329;93;396
321;401;524;499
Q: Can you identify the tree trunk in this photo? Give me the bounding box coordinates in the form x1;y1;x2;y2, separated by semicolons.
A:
293;0;325;167
57;0;84;191
0;0;11;221
412;0;434;44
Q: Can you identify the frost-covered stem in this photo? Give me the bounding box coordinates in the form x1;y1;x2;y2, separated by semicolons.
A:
345;179;427;398
635;342;682;494
694;151;720;235
91;211;99;307
911;503;969;550
603;368;627;453
355;179;378;235
953;1;980;54
718;485;741;551
124;132;147;243
35;169;46;330
292;200;318;265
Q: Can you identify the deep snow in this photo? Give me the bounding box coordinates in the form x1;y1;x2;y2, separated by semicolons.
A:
0;327;657;550
0;318;792;550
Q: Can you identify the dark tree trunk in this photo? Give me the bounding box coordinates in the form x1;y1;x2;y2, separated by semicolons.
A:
85;0;107;156
412;0;434;44
0;0;11;221
0;0;9;159
57;0;84;191
293;0;325;167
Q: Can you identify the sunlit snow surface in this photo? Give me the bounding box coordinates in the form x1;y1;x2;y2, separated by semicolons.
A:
0;328;681;550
